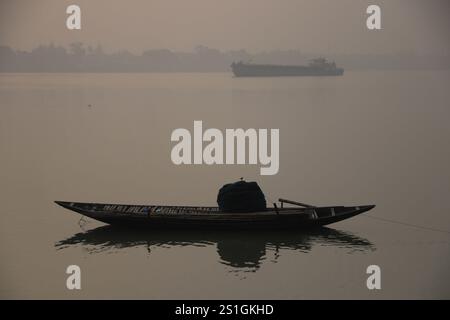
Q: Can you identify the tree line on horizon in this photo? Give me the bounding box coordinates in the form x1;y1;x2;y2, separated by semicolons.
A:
0;42;448;72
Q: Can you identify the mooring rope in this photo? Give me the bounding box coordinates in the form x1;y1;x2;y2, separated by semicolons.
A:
363;214;450;235
78;216;90;231
268;193;450;235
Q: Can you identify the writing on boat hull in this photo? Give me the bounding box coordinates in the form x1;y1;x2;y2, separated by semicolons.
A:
170;121;279;175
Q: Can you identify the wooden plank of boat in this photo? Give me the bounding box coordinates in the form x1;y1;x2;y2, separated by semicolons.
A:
54;200;375;229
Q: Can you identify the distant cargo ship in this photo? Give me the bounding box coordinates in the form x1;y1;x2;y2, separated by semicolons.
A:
231;58;344;77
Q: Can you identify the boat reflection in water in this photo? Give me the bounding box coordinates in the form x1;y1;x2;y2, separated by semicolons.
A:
56;226;374;272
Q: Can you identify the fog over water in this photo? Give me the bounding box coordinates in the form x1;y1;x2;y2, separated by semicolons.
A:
1;0;450;55
1;71;449;298
1;0;450;299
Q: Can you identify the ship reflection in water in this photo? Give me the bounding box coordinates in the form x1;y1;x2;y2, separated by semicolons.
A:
56;227;374;272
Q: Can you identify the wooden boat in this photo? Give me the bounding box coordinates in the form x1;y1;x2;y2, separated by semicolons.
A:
55;198;375;229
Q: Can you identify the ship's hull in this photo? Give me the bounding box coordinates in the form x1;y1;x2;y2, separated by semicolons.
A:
55;201;374;230
231;64;344;77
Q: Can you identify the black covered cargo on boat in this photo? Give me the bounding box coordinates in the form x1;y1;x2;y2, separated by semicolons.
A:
217;180;267;213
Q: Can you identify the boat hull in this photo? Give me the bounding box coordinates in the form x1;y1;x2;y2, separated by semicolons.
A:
55;201;374;230
231;64;344;77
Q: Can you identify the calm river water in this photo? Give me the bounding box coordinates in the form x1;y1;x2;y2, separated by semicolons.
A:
1;71;449;298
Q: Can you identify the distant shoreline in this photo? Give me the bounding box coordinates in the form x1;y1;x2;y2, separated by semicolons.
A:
1;43;449;72
1;67;449;73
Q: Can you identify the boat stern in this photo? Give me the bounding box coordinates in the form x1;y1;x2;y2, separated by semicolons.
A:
54;200;72;209
54;200;91;216
358;204;376;212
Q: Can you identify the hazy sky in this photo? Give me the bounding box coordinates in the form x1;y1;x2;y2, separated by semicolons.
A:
0;0;449;54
